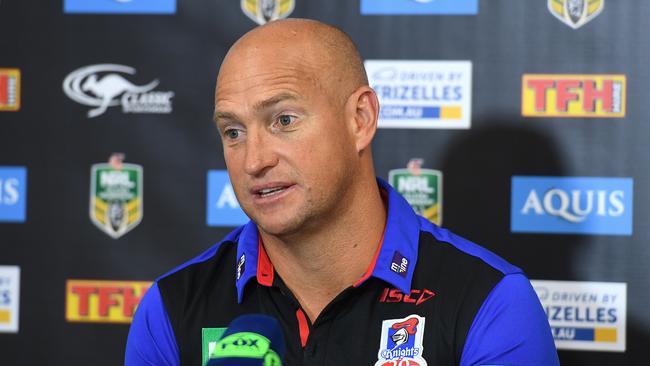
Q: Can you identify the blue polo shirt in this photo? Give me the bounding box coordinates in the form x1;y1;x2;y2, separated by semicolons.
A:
126;178;559;365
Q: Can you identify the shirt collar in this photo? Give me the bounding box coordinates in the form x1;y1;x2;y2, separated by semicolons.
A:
234;177;421;303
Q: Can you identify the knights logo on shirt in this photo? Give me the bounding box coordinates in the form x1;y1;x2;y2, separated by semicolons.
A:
90;153;143;239
548;0;604;29
375;315;427;366
389;159;442;226
241;0;295;25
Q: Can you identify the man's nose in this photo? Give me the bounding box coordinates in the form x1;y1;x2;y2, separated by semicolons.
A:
243;131;278;176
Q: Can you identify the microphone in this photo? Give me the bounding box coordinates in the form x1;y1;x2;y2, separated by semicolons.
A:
206;314;286;366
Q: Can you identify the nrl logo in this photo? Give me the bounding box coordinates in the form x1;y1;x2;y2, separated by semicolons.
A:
90;153;143;239
389;159;443;226
241;0;295;25
63;64;174;118
548;0;604;29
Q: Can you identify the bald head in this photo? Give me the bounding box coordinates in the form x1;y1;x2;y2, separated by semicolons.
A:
217;19;368;106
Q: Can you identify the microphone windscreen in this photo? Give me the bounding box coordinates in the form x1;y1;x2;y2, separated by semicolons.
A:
206;314;286;366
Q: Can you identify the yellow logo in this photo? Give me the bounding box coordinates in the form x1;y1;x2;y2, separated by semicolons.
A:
241;0;295;25
0;68;20;112
66;279;151;323
522;74;625;118
548;0;604;29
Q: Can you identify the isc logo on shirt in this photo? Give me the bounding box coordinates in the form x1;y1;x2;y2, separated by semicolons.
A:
0;266;20;333
522;74;626;118
511;176;633;235
0;167;27;223
206;170;249;227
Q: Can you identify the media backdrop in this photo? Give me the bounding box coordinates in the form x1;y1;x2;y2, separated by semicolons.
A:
0;0;648;365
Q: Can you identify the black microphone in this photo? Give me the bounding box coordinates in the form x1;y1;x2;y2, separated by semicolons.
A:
205;314;286;366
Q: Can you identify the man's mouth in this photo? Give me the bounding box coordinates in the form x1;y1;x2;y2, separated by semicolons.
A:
251;183;294;200
257;186;287;198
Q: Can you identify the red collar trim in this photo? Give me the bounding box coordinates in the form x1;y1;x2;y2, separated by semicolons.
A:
256;237;274;287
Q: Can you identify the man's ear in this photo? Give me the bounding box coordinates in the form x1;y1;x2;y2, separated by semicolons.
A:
346;86;380;153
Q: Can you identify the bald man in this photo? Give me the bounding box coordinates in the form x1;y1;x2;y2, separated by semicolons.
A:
126;19;559;366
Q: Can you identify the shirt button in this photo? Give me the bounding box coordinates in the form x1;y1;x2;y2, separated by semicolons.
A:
305;342;317;356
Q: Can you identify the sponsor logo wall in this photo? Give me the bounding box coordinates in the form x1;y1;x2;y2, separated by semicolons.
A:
361;0;479;15
65;280;151;323
522;74;626;118
511;176;633;235
0;68;20;111
532;280;626;352
0;266;20;333
2;1;648;364
63;64;174;118
206;170;249;227
90;154;143;239
64;0;177;14
389;159;443;226
0;167;27;223
365;60;472;129
548;0;604;29
241;0;295;25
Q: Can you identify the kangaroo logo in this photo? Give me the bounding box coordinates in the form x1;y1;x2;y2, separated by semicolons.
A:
63;64;173;118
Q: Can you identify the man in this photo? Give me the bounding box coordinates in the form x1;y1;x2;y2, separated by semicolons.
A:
126;19;559;365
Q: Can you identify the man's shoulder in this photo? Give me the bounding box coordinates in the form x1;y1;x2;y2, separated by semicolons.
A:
416;216;522;278
414;217;527;324
156;225;244;296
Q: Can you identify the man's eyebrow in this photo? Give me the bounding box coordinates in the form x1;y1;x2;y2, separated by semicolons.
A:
213;110;238;125
253;93;299;112
213;93;299;125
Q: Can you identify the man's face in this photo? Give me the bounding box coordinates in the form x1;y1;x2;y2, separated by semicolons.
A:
214;43;357;236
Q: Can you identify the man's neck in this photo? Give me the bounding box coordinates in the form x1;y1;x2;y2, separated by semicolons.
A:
259;178;387;323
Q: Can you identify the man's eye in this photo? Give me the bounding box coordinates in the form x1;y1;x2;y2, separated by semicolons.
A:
277;115;295;126
225;129;240;139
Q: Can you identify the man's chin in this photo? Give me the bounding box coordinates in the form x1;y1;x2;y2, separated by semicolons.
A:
254;216;304;238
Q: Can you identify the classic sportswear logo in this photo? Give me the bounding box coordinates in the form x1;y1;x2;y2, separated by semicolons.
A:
366;60;472;129
64;0;176;14
65;279;151;323
531;280;626;352
63;64;174;118
241;0;295;25
0;266;20;333
522;74;625;118
90;154;143;239
548;0;604;29
0;68;20;111
511;176;633;235
207;170;249;227
389;159;442;225
361;0;478;15
0;167;27;223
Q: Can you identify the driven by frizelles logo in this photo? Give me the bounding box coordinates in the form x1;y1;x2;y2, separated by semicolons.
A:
63;64;174;118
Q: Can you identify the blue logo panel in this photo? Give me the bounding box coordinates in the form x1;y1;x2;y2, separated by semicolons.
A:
64;0;176;14
206;170;249;227
511;176;633;235
361;0;478;15
0;167;27;223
